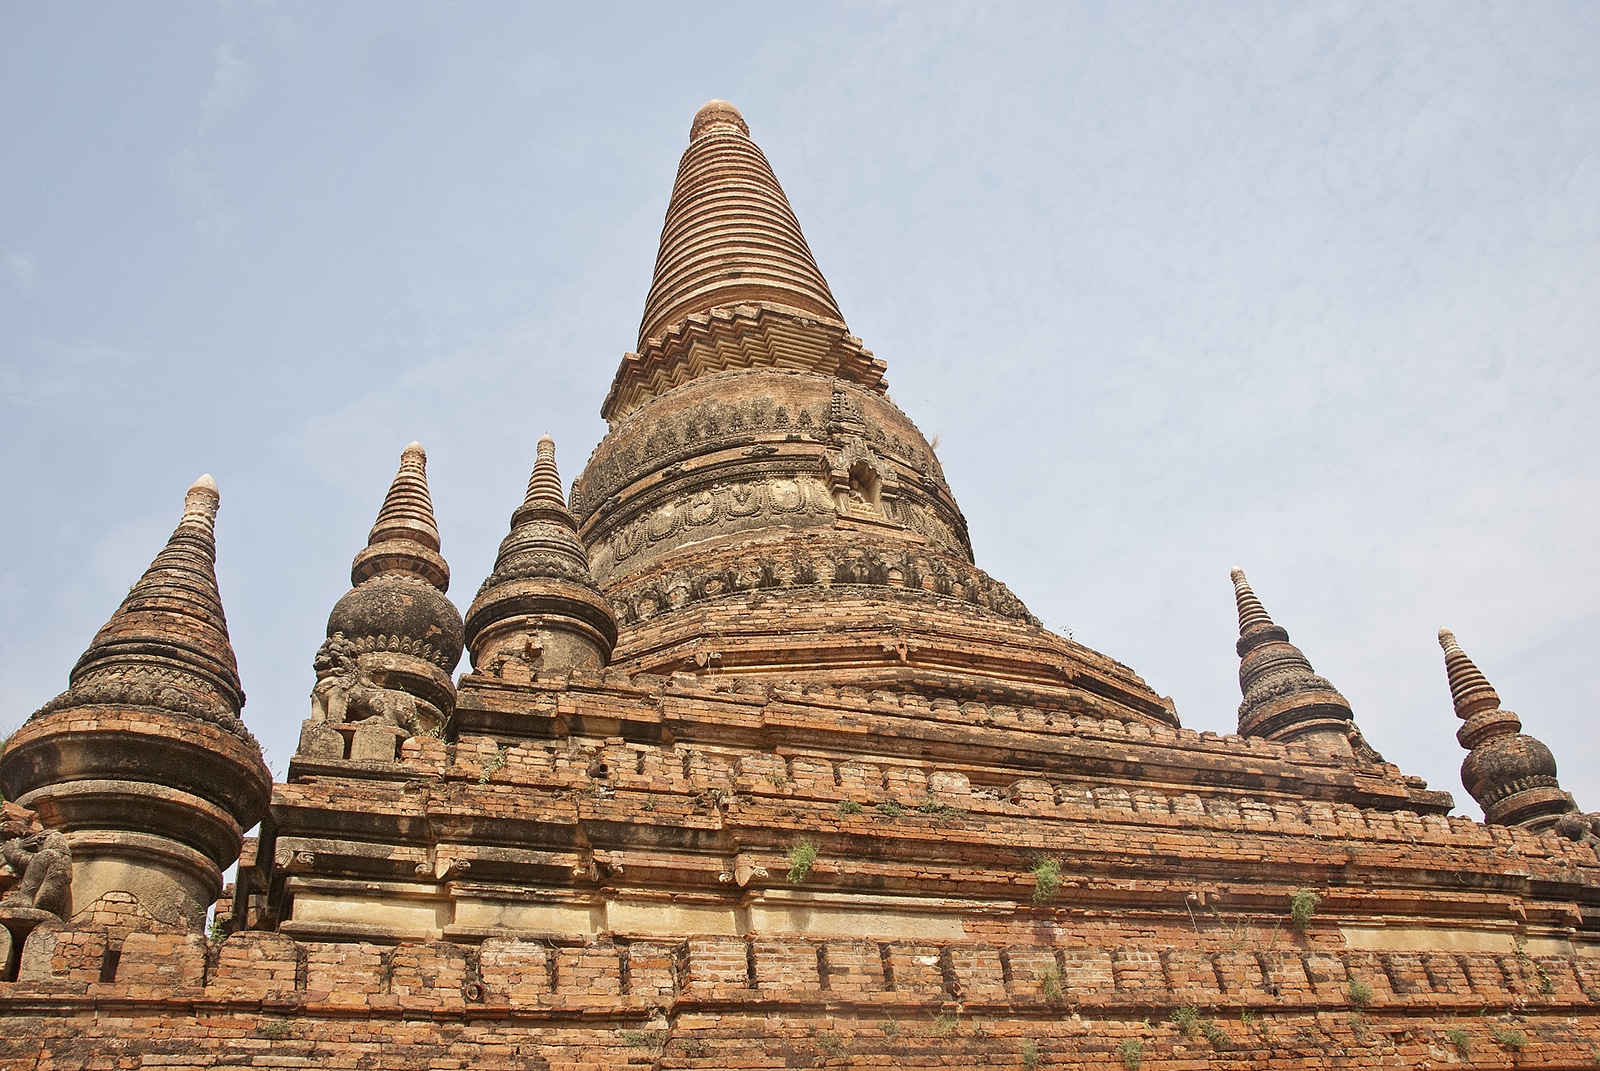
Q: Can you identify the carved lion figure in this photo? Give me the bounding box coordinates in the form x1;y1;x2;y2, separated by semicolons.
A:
310;632;423;736
0;804;72;918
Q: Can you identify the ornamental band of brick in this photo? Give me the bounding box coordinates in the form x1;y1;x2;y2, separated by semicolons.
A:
1;99;1595;1069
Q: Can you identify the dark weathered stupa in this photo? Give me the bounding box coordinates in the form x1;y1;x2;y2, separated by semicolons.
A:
1;101;1596;1069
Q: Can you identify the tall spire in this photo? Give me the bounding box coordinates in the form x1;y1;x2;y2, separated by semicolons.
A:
466;436;616;680
639;99;841;348
1230;568;1363;755
522;434;566;511
65;474;247;735
0;474;272;930
352;441;449;591
1437;628;1576;831
601;100;887;423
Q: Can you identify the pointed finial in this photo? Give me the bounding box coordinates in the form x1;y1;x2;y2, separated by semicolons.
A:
1230;567;1275;634
180;473;221;530
522;434;566;509
690;99;748;141
351;442;450;591
1438;626;1502;721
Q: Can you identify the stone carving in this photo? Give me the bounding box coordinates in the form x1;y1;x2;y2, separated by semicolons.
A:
573;386;948;522
29;664;254;744
610;545;1037;626
311;632;440;738
1553;812;1600;849
0;804;71;919
602;475;836;569
824;438;893;519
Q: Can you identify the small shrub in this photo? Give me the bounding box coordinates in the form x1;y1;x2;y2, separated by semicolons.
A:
1347;977;1373;1006
1535;962;1555;994
1199;1019;1227;1048
837;799;863;815
786;840;818;884
1040;966;1062;1001
1031;857;1062;904
1289;887;1320;931
642;796;656;812
1239;1009;1257;1027
1170;1004;1199;1037
1445;1027;1471;1055
1490;1025;1526;1050
207;914;227;943
877;800;905;818
933;1013;960;1036
916;797;962;818
259;1020;291;1039
620;1029;666;1052
1117;1037;1143;1070
880;1019;900;1038
1020;1039;1041;1070
680;1038;710;1058
1348;1013;1369;1043
478;744;507;784
816;1031;845;1057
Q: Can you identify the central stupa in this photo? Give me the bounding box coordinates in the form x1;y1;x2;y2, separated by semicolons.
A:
577;101;1174;724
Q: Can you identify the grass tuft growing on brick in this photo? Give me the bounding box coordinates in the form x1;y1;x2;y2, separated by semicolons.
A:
786;840;817;884
1030;857;1061;904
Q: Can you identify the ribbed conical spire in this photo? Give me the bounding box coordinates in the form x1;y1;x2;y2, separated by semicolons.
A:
1230;567;1275;633
1230;568;1361;754
637;100;842;350
601;101;887;422
1437;628;1502;721
352;442;450;592
523;434;566;509
1437;628;1575;830
467;436;616;677
65;473;247;730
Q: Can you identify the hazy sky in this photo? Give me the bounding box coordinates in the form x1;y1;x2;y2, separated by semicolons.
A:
3;3;1597;819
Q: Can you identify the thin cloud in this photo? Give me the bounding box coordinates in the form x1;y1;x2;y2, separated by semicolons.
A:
199;42;252;132
0;338;137;407
167;147;238;247
2;250;37;289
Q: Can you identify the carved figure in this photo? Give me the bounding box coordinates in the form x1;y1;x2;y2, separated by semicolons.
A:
0;806;71;918
310;632;424;736
1554;812;1600;849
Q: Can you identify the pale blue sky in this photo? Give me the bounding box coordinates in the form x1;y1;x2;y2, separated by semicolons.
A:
3;2;1597;818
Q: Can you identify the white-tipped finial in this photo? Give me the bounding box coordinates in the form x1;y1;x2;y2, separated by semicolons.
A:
182;473;220;527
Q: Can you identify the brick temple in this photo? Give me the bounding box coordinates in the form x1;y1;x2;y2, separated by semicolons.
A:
2;100;1596;1069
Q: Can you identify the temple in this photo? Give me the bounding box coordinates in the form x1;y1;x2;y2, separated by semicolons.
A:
1;101;1595;1068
